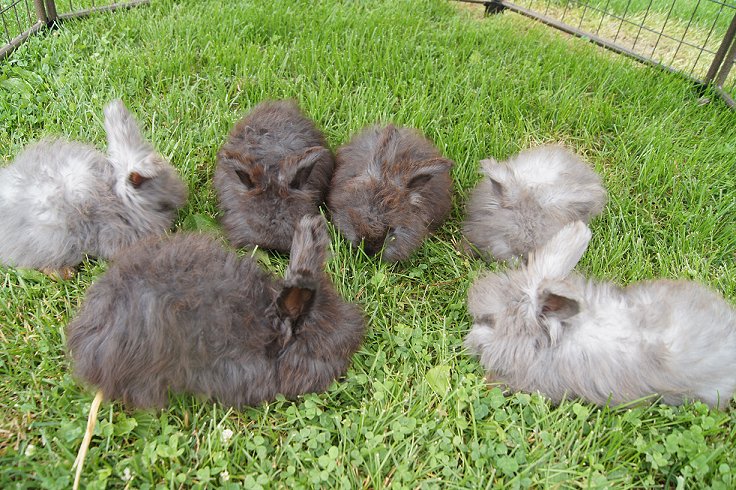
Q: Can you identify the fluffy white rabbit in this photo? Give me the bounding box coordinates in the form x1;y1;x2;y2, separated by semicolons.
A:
465;221;736;408
463;145;606;261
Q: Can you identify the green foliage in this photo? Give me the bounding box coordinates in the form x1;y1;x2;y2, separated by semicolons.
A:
1;0;735;488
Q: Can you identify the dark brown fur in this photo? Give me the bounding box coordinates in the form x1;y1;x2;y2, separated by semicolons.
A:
66;216;365;409
214;100;334;252
327;124;453;262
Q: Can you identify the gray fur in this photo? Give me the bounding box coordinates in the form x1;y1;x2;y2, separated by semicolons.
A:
66;215;366;409
0;99;188;273
327;124;453;262
465;221;736;408
214;100;334;252
463;145;606;262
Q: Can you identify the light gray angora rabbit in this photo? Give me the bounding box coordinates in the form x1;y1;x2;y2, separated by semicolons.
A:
465;221;736;408
463;145;606;262
0;100;188;278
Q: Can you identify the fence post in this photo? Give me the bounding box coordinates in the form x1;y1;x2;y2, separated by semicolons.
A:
32;0;48;24
44;0;59;24
704;12;736;85
484;1;506;15
714;35;736;88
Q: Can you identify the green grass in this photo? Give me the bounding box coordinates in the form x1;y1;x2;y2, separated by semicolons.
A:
475;0;736;86
1;0;735;488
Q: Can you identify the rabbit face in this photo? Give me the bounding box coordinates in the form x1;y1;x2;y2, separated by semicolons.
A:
328;125;453;262
329;179;424;259
215;100;334;252
123;155;188;215
215;148;329;252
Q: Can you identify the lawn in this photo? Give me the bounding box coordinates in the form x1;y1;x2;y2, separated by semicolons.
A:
1;0;735;488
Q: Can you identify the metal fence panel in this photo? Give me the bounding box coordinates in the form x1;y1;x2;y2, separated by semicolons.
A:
459;0;736;108
0;0;148;61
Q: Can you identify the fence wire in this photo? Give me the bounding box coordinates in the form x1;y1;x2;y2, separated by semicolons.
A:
458;0;736;108
0;0;148;61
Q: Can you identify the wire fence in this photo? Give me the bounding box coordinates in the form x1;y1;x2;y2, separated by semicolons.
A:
1;0;148;61
3;1;736;107
458;0;736;108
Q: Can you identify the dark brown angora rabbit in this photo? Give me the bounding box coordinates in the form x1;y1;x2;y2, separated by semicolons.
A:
0;100;188;278
463;145;606;262
327;124;453;262
214;100;334;252
466;221;736;408
66;215;366;409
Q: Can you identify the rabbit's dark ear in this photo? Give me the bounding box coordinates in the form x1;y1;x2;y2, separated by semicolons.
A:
489;178;504;197
128;172;151;189
235;169;255;188
407;158;453;190
219;150;258;189
539;289;579;321
277;286;315;321
479;160;505;197
286;147;329;189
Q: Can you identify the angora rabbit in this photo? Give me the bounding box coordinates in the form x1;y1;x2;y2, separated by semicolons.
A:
66;215;366;409
0;100;188;278
327;124;453;262
465;221;736;408
214;99;334;252
463;145;606;262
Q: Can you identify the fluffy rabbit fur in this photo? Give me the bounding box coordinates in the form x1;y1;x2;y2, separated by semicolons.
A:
465;221;736;408
463;145;606;262
66;215;366;409
0;100;188;278
327;124;453;262
214;100;334;252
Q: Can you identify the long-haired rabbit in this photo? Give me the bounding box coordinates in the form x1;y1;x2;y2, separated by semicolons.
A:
327;124;453;262
465;221;736;408
214;100;334;253
0;100;188;279
66;215;366;409
463;145;606;262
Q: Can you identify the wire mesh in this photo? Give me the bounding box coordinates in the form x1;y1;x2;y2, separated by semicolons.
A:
0;0;147;60
1;1;40;45
458;0;736;107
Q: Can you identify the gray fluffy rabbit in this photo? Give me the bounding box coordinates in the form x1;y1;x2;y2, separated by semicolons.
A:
66;215;366;409
463;145;606;262
465;221;736;408
327;124;453;262
214;100;334;252
0;100;188;279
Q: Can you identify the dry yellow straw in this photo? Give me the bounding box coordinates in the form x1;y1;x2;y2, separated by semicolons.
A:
72;390;104;490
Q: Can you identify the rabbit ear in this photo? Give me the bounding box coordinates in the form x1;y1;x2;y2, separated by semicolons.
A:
219;151;259;189
528;221;592;279
276;286;316;322
361;124;400;178
479;160;506;196
479;158;498;175
406;158;453;190
287;215;330;281
128;172;151;189
235;169;255;188
104;99;153;171
284;147;329;189
539;288;580;321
